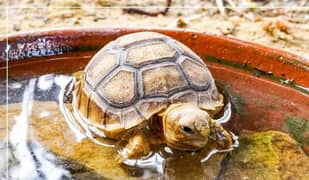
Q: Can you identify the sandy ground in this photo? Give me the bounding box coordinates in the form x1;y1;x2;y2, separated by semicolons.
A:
0;0;309;59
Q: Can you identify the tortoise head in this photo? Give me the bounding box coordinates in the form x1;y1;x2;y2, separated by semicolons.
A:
161;103;212;151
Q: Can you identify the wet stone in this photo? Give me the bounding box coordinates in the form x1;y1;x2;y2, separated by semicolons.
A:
219;131;309;180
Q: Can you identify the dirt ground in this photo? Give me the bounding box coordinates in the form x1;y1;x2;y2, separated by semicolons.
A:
1;0;309;59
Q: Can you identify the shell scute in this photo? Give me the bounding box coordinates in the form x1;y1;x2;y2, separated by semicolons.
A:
136;98;168;119
88;94;106;126
169;90;198;105
85;51;119;89
97;68;136;106
179;57;212;89
77;84;92;118
126;41;176;67
104;109;123;130
122;108;144;129
117;31;167;48
141;64;187;97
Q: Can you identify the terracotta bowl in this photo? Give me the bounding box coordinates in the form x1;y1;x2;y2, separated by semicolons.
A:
1;28;308;153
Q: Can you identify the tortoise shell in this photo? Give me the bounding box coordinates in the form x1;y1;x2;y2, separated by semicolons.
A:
75;32;223;131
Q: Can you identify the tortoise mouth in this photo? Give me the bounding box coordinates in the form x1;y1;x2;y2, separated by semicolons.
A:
164;137;206;151
163;126;210;151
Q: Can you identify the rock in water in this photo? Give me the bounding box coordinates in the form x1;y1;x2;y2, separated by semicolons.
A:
219;131;309;179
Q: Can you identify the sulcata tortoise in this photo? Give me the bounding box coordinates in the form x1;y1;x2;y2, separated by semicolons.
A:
65;32;235;161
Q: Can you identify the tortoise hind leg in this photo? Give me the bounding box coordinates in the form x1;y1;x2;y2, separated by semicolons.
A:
116;132;151;163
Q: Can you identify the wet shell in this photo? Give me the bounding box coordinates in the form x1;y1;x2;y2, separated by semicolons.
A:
75;32;223;131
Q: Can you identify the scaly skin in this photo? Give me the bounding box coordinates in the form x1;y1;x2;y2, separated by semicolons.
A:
117;132;151;162
161;103;233;151
117;103;233;161
208;118;233;150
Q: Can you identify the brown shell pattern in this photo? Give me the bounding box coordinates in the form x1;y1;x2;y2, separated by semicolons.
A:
76;32;222;131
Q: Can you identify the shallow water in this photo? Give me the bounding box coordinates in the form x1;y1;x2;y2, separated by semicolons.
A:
1;72;309;179
0;74;237;180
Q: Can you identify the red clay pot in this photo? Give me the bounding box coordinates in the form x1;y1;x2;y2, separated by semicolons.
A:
0;28;308;153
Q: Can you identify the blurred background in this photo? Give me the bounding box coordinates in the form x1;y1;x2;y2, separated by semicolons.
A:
1;0;309;58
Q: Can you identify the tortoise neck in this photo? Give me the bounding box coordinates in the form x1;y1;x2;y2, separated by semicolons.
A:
149;115;165;140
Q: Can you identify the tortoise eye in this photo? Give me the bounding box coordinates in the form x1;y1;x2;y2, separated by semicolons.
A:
182;126;194;134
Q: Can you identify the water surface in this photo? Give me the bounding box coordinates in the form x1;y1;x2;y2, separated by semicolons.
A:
1;74;232;179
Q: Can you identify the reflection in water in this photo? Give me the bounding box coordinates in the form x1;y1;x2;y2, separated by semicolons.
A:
56;75;86;143
121;135;239;179
5;78;70;180
120;144;230;179
216;102;232;124
201;132;239;163
37;74;54;91
122;153;165;179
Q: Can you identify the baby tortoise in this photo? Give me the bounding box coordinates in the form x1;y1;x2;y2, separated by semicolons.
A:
68;32;234;161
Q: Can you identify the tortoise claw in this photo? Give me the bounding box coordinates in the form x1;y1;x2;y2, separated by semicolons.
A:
209;119;234;150
117;133;151;163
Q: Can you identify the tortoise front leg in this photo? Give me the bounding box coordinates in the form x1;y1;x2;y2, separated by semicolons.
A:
208;119;234;150
116;132;151;163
